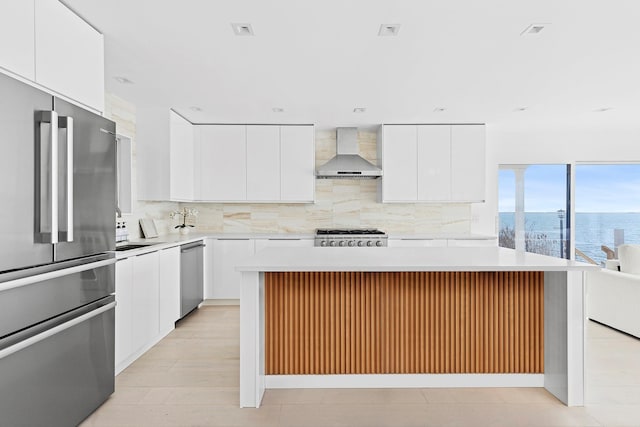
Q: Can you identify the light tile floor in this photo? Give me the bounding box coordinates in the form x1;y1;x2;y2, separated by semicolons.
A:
81;306;640;427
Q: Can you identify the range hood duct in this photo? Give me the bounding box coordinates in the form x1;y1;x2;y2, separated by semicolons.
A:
316;127;382;179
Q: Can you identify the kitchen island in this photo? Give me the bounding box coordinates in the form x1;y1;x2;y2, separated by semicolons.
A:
236;247;597;408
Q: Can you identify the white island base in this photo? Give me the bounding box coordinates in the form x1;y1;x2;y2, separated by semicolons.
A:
236;247;596;408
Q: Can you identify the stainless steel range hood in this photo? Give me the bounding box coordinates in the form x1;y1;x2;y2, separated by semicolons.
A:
316;127;382;179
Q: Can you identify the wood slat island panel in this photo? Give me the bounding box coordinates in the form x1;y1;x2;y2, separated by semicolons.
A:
265;271;544;375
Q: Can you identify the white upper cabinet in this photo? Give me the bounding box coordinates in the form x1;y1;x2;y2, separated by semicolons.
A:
0;0;35;80
246;126;281;201
0;0;104;111
169;111;195;201
280;126;315;202
380;125;418;201
197;125;247;201
417;125;451;201
450;125;485;202
34;0;104;112
195;124;314;203
381;124;485;203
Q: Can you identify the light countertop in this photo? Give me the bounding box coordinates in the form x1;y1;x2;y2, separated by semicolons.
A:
112;232;497;259
235;246;597;272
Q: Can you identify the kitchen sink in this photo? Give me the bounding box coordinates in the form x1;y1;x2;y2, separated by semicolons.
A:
114;243;154;252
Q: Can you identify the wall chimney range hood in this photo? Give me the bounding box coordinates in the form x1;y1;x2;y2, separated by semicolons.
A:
316;127;382;179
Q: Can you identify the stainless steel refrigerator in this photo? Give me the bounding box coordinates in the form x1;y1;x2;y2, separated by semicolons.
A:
0;72;117;426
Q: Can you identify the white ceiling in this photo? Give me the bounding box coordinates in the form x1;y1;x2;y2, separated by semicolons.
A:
64;0;640;130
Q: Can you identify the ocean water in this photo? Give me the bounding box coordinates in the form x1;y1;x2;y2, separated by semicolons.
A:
498;212;640;265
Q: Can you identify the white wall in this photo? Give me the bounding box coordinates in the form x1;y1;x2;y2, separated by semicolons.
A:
473;125;640;236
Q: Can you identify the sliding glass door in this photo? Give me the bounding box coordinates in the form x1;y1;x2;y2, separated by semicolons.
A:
498;165;571;259
574;164;640;265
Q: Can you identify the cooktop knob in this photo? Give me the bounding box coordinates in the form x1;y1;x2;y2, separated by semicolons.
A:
339;240;346;247
329;241;336;247
348;240;355;247
320;240;327;247
357;241;365;247
367;241;374;247
375;240;383;247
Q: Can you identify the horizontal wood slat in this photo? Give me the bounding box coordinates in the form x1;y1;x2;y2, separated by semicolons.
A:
265;272;543;375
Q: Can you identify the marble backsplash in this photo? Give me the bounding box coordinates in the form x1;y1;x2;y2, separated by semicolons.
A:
105;94;472;236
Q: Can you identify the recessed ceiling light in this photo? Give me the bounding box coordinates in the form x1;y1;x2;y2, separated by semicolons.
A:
113;76;133;84
520;23;550;36
353;107;367;113
594;107;613;112
190;106;203;112
514;107;528;112
378;24;401;37
433;107;446;113
272;107;284;113
231;23;254;36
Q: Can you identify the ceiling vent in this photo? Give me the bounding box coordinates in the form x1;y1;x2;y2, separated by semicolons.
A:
232;23;254;36
520;23;550;36
378;24;401;36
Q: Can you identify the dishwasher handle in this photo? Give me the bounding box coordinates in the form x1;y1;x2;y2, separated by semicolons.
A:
181;242;205;253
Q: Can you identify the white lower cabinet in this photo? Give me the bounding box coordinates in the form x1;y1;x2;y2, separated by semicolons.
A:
131;251;160;355
206;239;255;299
447;239;497;247
114;257;133;373
159;247;181;336
387;239;448;247
115;245;185;374
388;238;496;247
205;237;314;300
254;238;314;252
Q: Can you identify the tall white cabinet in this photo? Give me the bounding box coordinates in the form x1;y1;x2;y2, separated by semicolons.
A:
379;124;485;203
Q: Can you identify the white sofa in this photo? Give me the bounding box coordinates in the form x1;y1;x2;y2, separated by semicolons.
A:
587;244;640;338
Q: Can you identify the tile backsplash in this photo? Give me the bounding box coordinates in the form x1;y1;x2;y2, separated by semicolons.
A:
106;94;472;236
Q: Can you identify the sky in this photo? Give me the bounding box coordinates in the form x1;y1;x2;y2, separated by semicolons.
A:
498;164;640;213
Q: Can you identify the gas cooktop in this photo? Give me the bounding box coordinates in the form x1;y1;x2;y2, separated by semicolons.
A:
315;228;388;247
316;228;386;235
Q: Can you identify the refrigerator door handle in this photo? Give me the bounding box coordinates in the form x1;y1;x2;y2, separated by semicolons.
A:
59;116;74;242
35;111;59;244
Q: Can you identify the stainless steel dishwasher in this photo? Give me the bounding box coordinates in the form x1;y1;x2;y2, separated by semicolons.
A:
180;241;205;319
